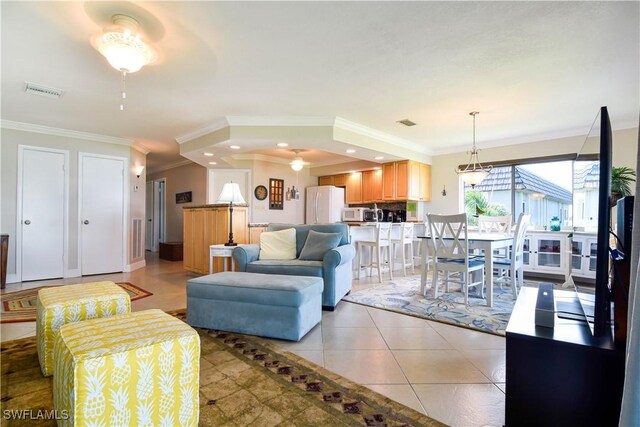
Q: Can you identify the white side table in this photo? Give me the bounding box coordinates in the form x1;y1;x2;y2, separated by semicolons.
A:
209;244;240;274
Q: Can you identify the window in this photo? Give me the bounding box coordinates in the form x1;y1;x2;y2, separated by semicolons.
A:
463;160;575;229
463;166;511;226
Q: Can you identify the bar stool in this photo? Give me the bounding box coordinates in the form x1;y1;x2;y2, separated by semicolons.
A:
391;223;415;276
356;223;393;283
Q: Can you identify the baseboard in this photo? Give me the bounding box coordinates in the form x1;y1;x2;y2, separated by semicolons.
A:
6;273;19;284
124;260;146;272
64;269;81;278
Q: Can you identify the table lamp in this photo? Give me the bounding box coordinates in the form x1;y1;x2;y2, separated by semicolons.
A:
217;182;246;246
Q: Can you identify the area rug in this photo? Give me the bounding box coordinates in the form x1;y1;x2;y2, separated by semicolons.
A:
0;282;153;324
344;275;560;336
0;310;442;427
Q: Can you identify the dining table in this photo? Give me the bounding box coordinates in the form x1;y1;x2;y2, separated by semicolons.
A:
416;232;514;308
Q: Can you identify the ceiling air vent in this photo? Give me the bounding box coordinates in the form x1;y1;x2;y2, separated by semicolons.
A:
24;82;64;99
397;119;417;127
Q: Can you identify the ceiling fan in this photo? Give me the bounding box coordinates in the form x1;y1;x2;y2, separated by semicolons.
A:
289;149;311;171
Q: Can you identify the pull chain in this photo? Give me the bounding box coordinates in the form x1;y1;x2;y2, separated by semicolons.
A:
120;70;127;111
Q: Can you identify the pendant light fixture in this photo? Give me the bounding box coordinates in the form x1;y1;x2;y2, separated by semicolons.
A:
456;111;492;187
91;14;157;111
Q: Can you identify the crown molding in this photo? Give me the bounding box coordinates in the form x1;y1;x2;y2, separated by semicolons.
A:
175;117;229;144
333;117;432;155
226;116;335;127
132;142;151;155
1;120;134;146
147;159;194;175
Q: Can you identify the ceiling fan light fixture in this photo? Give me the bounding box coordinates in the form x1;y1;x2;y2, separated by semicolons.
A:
93;15;157;74
456;111;492;188
91;14;157;111
290;157;304;172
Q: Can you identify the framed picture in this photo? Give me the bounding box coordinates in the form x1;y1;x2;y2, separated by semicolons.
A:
176;191;192;204
269;178;284;210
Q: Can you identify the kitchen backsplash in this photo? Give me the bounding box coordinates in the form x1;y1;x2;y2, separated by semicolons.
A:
348;202;408;211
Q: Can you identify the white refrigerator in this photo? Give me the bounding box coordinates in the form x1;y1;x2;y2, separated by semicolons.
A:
306;186;346;224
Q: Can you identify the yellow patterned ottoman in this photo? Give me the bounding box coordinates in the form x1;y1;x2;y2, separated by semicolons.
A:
36;281;131;377
52;309;200;427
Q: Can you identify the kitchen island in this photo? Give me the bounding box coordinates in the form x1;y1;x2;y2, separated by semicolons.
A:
183;204;249;274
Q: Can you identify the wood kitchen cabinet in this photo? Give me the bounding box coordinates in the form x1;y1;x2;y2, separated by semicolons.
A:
382;160;431;201
318;176;334;186
183;205;249;274
419;163;432;201
345;172;363;204
333;174;346;186
362;169;382;203
382;162;397;200
318;174;346;187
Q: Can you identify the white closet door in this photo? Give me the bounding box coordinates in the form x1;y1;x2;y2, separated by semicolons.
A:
21;148;65;281
81;155;124;275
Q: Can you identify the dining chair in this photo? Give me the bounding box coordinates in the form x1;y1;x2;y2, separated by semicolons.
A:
493;213;531;298
356;222;393;283
478;214;513;258
414;216;434;275
391;222;415;276
428;213;484;304
478;215;512;233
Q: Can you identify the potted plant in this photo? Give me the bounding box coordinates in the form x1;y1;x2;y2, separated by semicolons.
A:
611;166;636;206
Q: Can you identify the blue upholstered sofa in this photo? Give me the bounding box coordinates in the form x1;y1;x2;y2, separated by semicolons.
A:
232;223;355;310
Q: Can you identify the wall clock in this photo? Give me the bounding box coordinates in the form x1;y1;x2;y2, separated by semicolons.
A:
254;185;268;201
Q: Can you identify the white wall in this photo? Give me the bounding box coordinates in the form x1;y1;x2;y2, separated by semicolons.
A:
0;127;146;280
249;160;317;224
427;127;639;214
207;169;251;207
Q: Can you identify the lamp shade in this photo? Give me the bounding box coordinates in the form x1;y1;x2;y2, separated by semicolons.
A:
459;170;490;187
217;182;246;204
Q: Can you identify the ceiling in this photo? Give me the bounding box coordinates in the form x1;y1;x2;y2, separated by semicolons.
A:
2;1;638;172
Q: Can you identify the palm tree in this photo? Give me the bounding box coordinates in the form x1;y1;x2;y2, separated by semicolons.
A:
464;190;509;225
611;166;636;205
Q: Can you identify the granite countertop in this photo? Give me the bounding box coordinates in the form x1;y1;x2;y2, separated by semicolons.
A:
183;204;249;209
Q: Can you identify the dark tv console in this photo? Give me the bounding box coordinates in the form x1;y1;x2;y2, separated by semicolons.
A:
505;287;625;426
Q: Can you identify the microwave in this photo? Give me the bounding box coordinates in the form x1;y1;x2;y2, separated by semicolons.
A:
342;207;366;222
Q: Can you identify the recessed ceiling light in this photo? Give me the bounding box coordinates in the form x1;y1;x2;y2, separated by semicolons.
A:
230;145;240;149
346;149;356;154
208;161;217;165
204;152;214;156
374;156;384;160
277;142;289;147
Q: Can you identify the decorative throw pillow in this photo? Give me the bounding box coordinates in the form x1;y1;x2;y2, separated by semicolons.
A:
298;230;343;261
259;228;297;260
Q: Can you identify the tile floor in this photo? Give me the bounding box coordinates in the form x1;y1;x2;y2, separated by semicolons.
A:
1;253;506;426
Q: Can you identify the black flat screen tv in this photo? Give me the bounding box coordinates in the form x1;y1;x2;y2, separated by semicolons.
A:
571;106;613;337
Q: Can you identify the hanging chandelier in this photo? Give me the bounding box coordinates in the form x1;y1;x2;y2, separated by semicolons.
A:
456;111;492;187
91;15;157;111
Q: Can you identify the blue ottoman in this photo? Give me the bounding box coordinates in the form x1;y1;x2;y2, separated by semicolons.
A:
186;272;323;341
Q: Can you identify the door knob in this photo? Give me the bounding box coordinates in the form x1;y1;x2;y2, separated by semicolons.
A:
24;220;31;225
83;220;90;225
